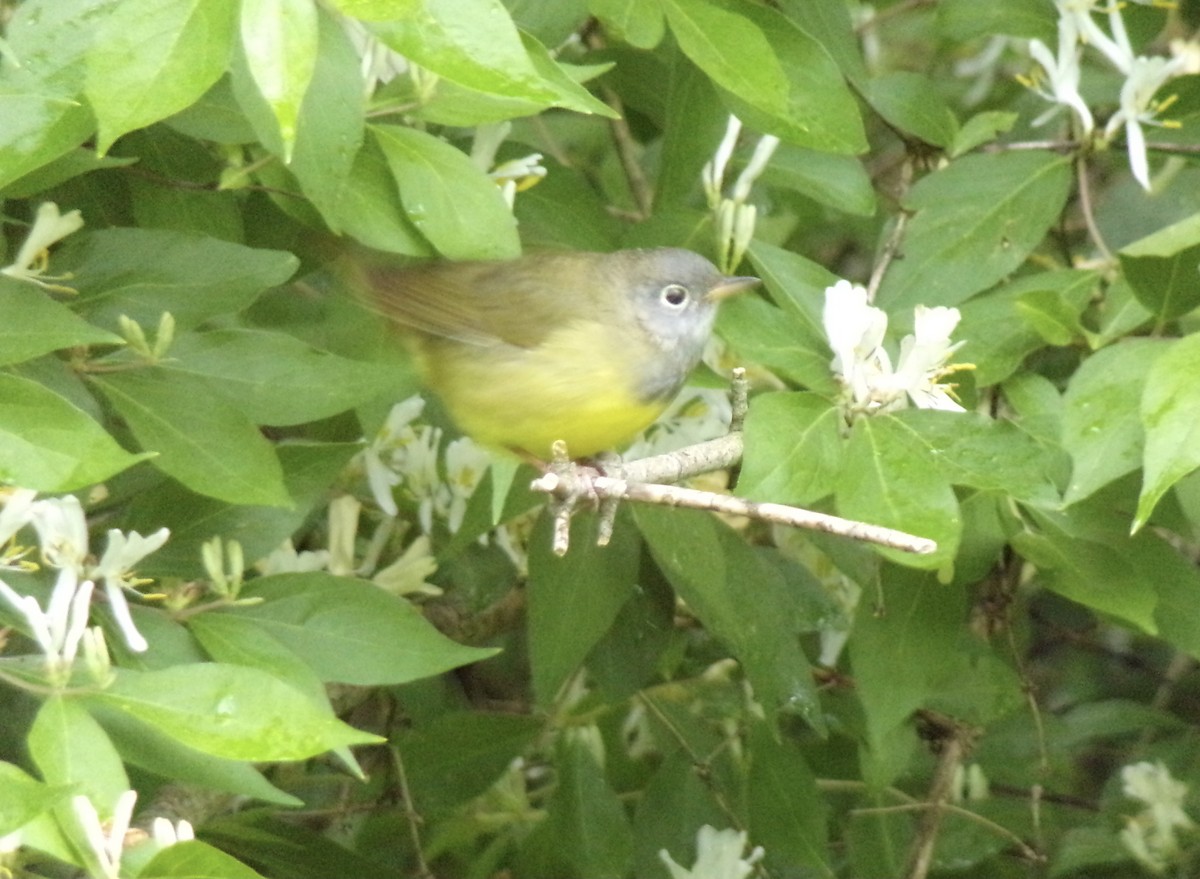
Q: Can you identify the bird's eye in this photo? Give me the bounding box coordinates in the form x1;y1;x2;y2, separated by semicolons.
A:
660;284;690;308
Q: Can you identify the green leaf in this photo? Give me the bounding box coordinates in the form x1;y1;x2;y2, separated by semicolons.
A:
167;328;398;426
1013;517;1160;634
669;0;866;153
747;720;832;875
86;664;381;761
0;83;95;192
590;0;665;48
937;0;1055;41
520;735;634;879
288;5;366;233
762;144;876;216
239;0;318;164
69;228;299;332
87;701;301;805
636;506;826;731
3;148;136;200
120;442;359;579
140;840;267;878
894;409;1063;507
92;369;291;508
950;110;1018;157
958;270;1100;386
661;0;788;123
397;712;543;816
527;511;639;706
1119;212;1200;324
85;0;238;153
867;72;958;148
360;0;558;104
835;415;961;569
28;697;129;813
1136;334;1200;529
1061;339;1167;506
372;124;521;260
0;280;122;366
331;135;434;256
0;373;147;491
776;0;868;87
877;151;1073;310
740;391;842;504
0;762;72;837
234;572;496;685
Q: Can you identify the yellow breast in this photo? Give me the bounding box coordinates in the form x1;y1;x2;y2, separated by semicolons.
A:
417;318;669;458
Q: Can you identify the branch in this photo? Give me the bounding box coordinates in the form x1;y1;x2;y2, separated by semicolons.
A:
529;372;937;557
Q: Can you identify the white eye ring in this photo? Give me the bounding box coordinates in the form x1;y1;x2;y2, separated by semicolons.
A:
660;284;690;308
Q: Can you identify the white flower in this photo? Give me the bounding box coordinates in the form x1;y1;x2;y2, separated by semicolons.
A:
660;826;765;879
0;570;94;679
0;487;37;548
372;534;441;597
151;816;195;847
443;437;489;534
1104;54;1185;190
1026;12;1095;135
256;538;330;576
490;153;547;208
72;790;137;879
823;282;967;416
1056;0;1132;73
28;494;89;571
1119;761;1195;873
0;202;84;288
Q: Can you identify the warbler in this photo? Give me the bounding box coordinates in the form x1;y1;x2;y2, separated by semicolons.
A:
357;247;758;459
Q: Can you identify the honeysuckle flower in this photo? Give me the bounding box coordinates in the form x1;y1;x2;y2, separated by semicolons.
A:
490;153;547;208
1119;761;1195;873
1057;0;1132;73
823;281;967;416
72;790;138;879
256;538;330;576
1103;54;1185;190
371;533;440;597
0;570;94;680
0;202;84;289
660;826;765;879
150;816;195;847
1025;12;1095;135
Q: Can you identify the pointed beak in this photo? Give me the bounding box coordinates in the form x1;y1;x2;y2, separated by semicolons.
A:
706;275;760;302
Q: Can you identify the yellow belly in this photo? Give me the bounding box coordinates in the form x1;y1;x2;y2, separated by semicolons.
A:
417;321;669;458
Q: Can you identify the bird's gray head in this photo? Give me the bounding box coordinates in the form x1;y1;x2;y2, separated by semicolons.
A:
613;248;759;401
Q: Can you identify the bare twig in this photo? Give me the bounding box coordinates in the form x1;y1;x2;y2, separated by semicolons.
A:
1074;154;1115;264
865;160;913;303
392;747;434;879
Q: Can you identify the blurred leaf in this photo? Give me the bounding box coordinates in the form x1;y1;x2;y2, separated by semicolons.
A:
776;0;868;87
373;124;521;260
233;572;496;685
0;373;147;491
636;505;826;732
747;721;831;874
0;763;72;837
527;510;639;706
28;697;128;813
86;664;381;761
92;369;292;508
836;415;961;569
867;72;958;148
0;280;122;365
740;391;842;504
85;0;238;153
877;152;1073;310
520;734;634;878
287;4;365;230
397;712;543;816
1061;339;1167;506
69;228;299;332
168;328;398;426
590;0;665;48
1136;334;1200;529
333;135;434;256
239;0;317;163
950;110;1018;157
1014;515;1160;634
140;841;267;879
1119;212;1200;324
3;149;135;199
936;0;1056;41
